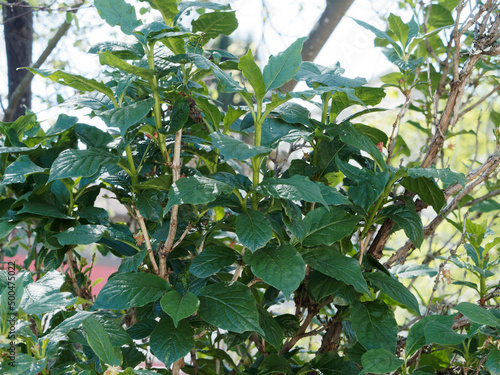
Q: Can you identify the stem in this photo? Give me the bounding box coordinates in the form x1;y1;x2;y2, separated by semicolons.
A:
66;249;81;297
126;145;139;187
134;208;160;275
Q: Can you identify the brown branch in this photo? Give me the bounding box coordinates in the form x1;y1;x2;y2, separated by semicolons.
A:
159;129;183;278
386;95;411;165
231;247;246;282
3;1;84;121
462;189;500;207
318;316;342;353
134;208;160;275
172;223;193;250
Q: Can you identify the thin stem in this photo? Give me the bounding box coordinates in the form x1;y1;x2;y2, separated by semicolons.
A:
232;247;246;282
126;145;139;187
134;208;160;275
66;249;81;298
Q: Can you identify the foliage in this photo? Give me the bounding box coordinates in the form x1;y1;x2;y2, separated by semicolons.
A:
0;0;499;374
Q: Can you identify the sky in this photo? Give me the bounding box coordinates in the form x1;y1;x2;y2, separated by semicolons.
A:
0;0;406;122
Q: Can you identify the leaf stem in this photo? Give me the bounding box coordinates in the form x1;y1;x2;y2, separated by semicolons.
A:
134;208;160;275
66;248;81;297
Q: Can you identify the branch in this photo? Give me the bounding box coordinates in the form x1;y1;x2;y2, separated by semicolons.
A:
66;248;81;297
159;129;183;278
134;208;160;275
3;1;84;121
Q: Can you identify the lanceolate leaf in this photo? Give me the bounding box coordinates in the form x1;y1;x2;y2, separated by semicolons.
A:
0;155;45;185
350;300;398;352
401;176;445;213
263;37;307;91
93;272;169;310
211;132;271;161
82;316;121;366
97;98;154;136
379;205;424;248
160;290;199;327
165;175;233;212
150;317;194;367
366;272;420;314
239;49;266;102
98;50;154;80
302;249;370;295
197;282;263;334
56;225;107;245
235;210;273;252
300;207;359;247
455;302;499;327
407;167;467;187
191;11;238;41
27;68;115;102
189;246;239;278
244;244;305;296
48;148;119;182
94;0;142;35
257;175;329;207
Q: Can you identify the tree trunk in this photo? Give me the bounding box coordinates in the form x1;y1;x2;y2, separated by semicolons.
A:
3;0;33;121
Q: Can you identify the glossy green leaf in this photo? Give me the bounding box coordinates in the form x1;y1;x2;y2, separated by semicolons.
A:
244;244;305;296
303;249;370;295
150;317;194;367
98;50;154;80
423;315;467;345
0;155;45;185
366;272;420;314
97;98;154;136
388;13;410;48
46;114;78;136
75;123;114;148
352;18;402;56
141;0;180;26
300;207;359;247
239;49;266;102
235;209;273;252
191;11;238;40
486;348;500;375
350;300;398;352
83;316;121;366
169;98;190;132
401;176;445;213
274;101;311;126
197;282;263;334
361;349;404;374
310;352;359;375
391;264;439;278
27;68;115;101
316;183;351;206
257;175;328;207
455;302;499;327
223;105;246;134
48;148;119;182
189;246;239;278
94;0;141;35
127;318;157;340
165;175;233;212
427;4;454;28
136;194;163;223
406;318;426;355
18;201;73;219
263;37;307;91
260;353;290;374
379;205;424;248
407;167;467;187
308;270;355;305
211;132;271;161
56;225;106;245
257;306;284;350
93;272;169;310
0;353;46;375
88;41;144;60
160;290;199;327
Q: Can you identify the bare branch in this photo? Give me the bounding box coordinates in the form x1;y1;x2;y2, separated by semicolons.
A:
134;208;160;275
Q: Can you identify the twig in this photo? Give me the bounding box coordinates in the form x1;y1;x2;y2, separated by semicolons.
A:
172;223;193;250
386;95;411;165
231;247;246;282
194;330;207;339
160;129;183;278
458;84;500;118
191;349;198;375
474;353;489;375
134;208;160;275
66;249;81;297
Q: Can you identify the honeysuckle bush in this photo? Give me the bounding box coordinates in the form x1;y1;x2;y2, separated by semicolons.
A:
0;0;499;374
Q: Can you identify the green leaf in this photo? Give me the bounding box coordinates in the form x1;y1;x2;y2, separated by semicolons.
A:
98;50;154;80
150;317;194;367
0;353;46;375
211;132;271;161
165;175;233;212
423;315;467;345
303;249;370;295
260;353;290;374
97;98;154;136
46;114;79;136
401;176;445;213
239;49;266;102
263;37;307;91
407;167;467;187
94;0;141;35
257;306;284;350
235;209;273;252
160;290;199;327
350;300;398;352
379;205;424;248
316;183;351;206
83;316;121;366
455;302;499;327
275;314;300;337
189;246;239;278
427;4;454;28
197;282;263;334
300;207;359;247
194;96;222;128
310;352;359;375
308;270;355;305
18;201;73;219
48;148;119;182
392;264;438;278
141;0;180;26
169;98;190;132
274;102;311;126
388;13;410;48
351;18;402;56
366;272;420;314
88;41;144;60
191;11;238;41
257;175;328;207
244;244;305;296
76;123;114;148
361;349;404;374
0;155;45;185
56;225;106;245
223;106;246;134
27;68;115;102
93;272;169;310
486;348;500;375
406;319;426;355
